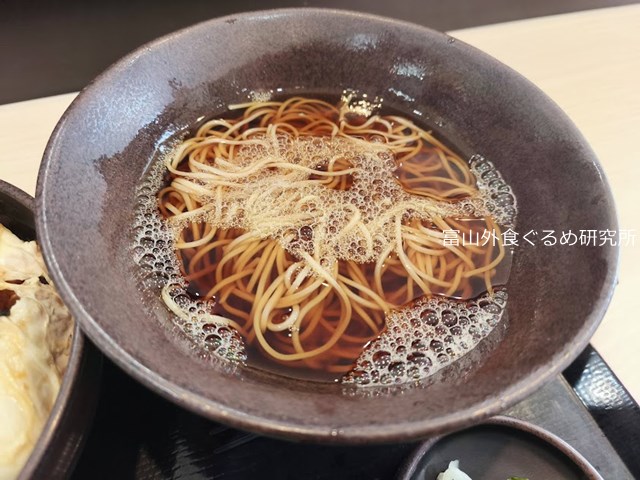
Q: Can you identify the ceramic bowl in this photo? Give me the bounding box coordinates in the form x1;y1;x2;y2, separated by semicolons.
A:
398;416;603;480
0;179;101;479
36;9;617;443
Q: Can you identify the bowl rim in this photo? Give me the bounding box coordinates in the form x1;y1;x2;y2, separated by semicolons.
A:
36;7;620;443
0;179;100;478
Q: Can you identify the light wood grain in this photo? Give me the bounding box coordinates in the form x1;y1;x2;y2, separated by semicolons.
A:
0;93;76;194
0;5;638;399
452;4;640;402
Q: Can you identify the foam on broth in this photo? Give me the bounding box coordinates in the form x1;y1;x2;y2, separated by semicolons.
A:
132;93;516;385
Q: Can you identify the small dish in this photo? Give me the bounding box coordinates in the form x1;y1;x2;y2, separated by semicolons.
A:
398;416;603;480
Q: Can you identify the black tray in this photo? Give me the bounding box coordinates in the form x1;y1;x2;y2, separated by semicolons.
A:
70;345;639;479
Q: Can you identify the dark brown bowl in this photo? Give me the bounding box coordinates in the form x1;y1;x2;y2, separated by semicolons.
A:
0;179;101;479
36;9;618;443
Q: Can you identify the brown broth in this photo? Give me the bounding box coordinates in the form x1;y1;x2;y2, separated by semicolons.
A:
154;96;514;382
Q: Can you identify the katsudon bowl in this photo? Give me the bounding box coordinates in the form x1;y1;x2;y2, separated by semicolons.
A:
36;9;617;443
0;180;101;479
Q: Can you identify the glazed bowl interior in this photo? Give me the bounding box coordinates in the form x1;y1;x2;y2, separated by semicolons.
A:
37;9;617;443
0;180;100;479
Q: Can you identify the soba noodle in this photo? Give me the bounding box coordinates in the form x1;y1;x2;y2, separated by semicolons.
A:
154;96;507;377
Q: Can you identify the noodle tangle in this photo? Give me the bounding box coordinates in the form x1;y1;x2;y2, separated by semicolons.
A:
157;97;506;376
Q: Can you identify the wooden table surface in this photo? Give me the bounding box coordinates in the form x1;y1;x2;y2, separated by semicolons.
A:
1;4;639;400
